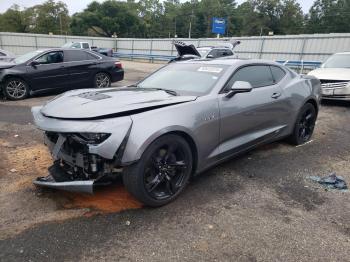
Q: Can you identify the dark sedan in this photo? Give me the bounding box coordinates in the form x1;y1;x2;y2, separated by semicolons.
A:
0;48;124;100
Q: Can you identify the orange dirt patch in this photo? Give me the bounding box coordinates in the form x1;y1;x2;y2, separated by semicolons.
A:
1;142;142;216
63;185;142;214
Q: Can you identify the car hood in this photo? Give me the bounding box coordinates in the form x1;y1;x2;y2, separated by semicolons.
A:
308;68;350;81
0;61;16;69
40;88;197;120
173;40;201;57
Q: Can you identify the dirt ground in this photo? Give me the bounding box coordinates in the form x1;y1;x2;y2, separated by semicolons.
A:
0;60;349;262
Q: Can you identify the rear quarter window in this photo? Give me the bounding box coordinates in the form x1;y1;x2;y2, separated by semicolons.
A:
270;66;286;83
64;50;98;62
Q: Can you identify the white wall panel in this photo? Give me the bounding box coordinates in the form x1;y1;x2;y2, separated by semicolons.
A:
1;32;350;61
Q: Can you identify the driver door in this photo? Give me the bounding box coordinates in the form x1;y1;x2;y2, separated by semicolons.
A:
218;65;290;158
26;51;70;92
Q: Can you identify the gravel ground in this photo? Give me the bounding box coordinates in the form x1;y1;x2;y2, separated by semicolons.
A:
0;61;349;262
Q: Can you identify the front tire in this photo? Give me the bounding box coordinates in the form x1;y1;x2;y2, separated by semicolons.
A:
94;72;111;88
288;103;317;145
123;134;193;207
3;78;29;100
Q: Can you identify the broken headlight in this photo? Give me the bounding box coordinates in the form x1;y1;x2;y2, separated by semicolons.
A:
76;133;111;144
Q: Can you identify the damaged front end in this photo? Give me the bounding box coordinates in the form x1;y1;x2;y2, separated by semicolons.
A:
31;106;132;193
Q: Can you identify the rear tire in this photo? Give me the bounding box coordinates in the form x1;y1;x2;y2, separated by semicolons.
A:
288;103;317;145
3;78;29;100
123;134;193;207
94;72;111;88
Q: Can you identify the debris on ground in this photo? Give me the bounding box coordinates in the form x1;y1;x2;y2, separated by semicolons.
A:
308;172;348;191
14;134;19;138
9;168;17;173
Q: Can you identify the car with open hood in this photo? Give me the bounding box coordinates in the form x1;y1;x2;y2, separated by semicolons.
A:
170;39;240;62
32;58;321;207
0;48;123;100
308;52;350;101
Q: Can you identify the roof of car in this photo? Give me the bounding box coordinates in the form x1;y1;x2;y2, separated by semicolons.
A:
180;58;282;67
197;46;231;49
334;52;350;55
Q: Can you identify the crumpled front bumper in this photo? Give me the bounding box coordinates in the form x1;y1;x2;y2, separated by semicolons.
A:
33;176;95;194
31;106;132;160
31;106;132;193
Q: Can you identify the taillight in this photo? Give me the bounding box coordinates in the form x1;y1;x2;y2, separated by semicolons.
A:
115;61;122;69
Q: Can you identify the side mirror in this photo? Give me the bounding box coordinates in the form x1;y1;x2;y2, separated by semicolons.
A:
225;81;253;98
206;54;214;58
30;60;40;67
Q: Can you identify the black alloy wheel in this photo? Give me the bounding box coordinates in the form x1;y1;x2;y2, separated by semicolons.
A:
289;103;317;145
123;134;193;207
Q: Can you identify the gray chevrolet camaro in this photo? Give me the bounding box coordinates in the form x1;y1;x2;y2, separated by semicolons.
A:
32;58;321;206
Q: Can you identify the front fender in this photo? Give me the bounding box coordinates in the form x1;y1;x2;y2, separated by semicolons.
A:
122;125;198;164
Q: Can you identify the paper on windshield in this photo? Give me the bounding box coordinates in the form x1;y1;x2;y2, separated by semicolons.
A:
197;67;223;73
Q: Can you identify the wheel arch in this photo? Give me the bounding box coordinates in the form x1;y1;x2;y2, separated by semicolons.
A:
305;98;319;116
166;130;198;176
124;127;199;176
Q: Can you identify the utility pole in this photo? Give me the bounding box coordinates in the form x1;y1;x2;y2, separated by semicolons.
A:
188;10;194;39
59;14;63;35
174;17;177;38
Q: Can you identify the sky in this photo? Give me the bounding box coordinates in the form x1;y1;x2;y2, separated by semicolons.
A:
0;0;315;15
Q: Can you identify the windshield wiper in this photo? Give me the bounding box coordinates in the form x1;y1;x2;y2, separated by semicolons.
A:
150;88;178;96
127;85;178;96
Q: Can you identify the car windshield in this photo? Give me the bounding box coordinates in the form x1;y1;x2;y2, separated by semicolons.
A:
322;54;350;68
14;50;44;64
137;63;229;96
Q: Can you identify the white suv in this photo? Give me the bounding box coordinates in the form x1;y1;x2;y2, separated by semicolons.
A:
308;52;350;101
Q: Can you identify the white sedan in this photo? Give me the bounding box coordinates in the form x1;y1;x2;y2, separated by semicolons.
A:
308;52;350;101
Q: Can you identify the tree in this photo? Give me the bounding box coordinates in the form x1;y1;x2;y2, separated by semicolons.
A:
31;0;70;34
279;0;305;34
307;0;350;33
0;5;33;33
70;0;143;37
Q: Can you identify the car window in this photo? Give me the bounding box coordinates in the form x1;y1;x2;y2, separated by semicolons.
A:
225;65;274;90
270;66;286;83
208;50;219;58
82;43;90;49
64;50;95;62
0;52;5;56
35;51;63;64
71;43;81;49
86;51;100;60
220;49;233;57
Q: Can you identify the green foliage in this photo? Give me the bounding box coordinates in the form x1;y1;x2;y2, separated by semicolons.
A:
307;0;350;33
0;0;349;37
0;1;70;34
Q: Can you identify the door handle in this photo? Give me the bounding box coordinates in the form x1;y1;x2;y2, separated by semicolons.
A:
271;92;281;99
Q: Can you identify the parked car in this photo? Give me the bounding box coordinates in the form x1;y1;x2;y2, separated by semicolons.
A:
62;41;91;50
91;47;114;57
0;49;16;62
170;39;240;62
63;42;114;57
0;48;124;100
308;52;350;101
32;58;321;206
